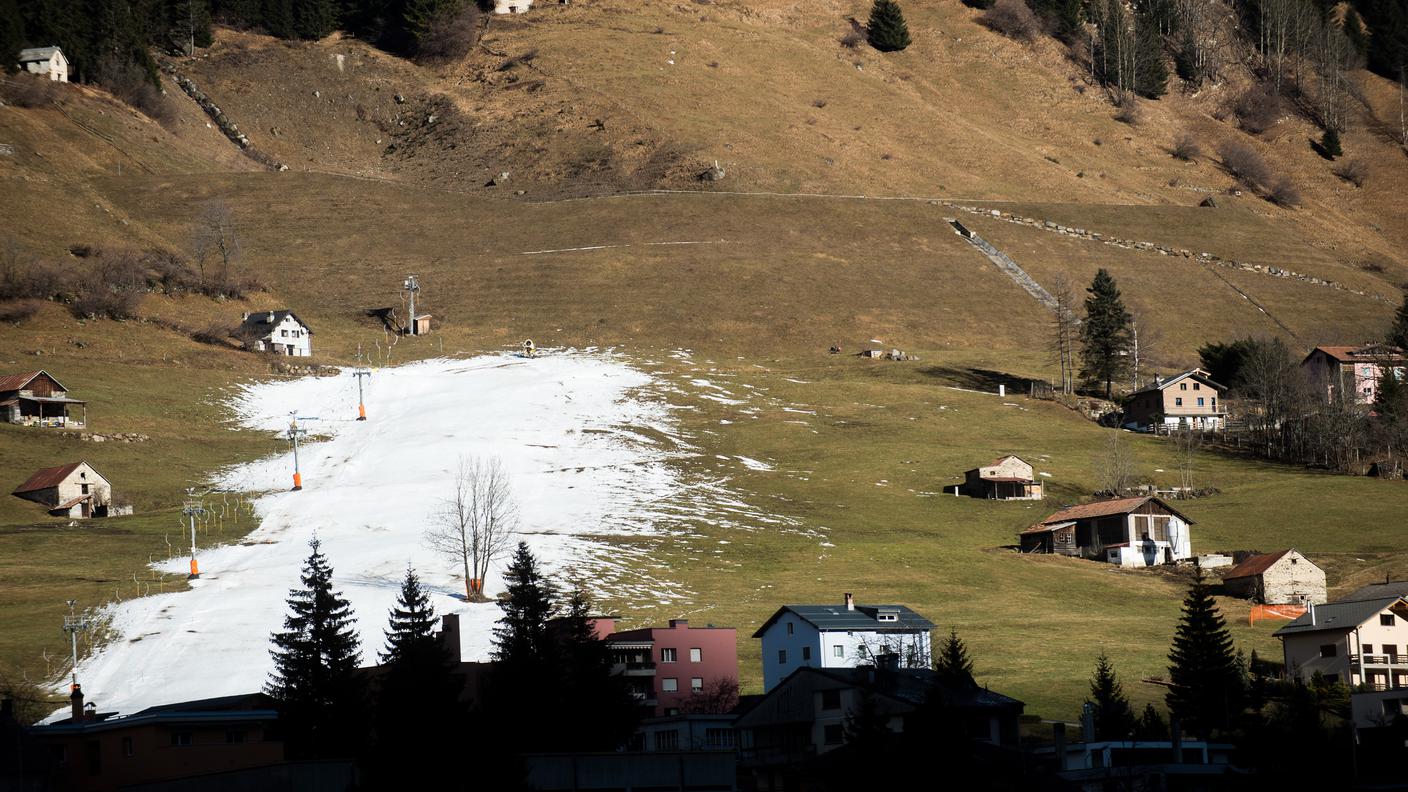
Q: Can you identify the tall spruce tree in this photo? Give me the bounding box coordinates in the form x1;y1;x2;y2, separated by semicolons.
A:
370;567;464;787
1080;268;1133;399
1321;127;1342;158
1133;702;1169;739
867;0;911;52
1166;568;1245;738
933;628;976;687
1133;7;1168;98
1087;653;1137;739
265;538;366;759
492;541;556;670
1388;290;1408;350
292;0;339;38
556;587;639;751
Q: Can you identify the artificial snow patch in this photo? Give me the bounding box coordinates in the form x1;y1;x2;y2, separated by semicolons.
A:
59;354;732;718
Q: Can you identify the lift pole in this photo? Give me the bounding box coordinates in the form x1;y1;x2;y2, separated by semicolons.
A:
62;600;91;692
354;368;371;421
182;489;205;578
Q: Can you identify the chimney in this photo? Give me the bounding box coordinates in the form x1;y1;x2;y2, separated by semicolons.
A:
1053;723;1067;771
70;684;84;723
844;593;855;611
1081;702;1095;742
668;619;688;629
267;312;275;323
241;312;249;321
1309;601;1316;626
439;614;461;664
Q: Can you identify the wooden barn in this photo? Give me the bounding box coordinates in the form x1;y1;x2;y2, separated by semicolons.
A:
961;455;1043;500
0;370;86;428
12;461;124;518
1020;496;1194;567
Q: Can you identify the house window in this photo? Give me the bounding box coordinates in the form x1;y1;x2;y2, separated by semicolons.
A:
1197;397;1205;406
1193;383;1201;391
787;622;794;635
778;649;787;664
226;730;245;744
1212;398;1217;409
655;730;679;751
821;689;841;710
705;728;736;748
122;736;133;757
661;648;677;663
170;732;192;747
1180;383;1187;390
823;724;844;745
1175;397;1183;406
1364;644;1375;655
833;645;845;658
661;677;679;692
1383;614;1397;626
691;677;703;692
802;646;812;661
1319;644;1338;658
690;648;702;663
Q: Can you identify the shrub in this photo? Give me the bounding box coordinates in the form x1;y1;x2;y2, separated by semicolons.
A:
0;300;40;324
0;72;63;108
417;6;482;62
1267;177;1301;207
867;0;912;52
193;322;237;346
1171;133;1201;161
0;248;69;302
839;30;864;49
1232;87;1282;135
1217;140;1271;191
1334;158;1369;188
71;277;142;320
979;0;1039;41
1320;127;1342;159
1112;90;1141;125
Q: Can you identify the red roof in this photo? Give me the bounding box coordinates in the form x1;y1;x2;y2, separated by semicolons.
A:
1310;345;1408;363
1223;549;1294;580
1026;495;1195;532
13;462;85;494
0;371;43;393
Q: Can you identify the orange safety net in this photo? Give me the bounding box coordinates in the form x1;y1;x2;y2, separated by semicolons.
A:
1249;604;1307;626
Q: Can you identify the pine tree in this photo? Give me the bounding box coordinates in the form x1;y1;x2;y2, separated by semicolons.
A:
1133;7;1168;99
1086;653;1137;739
1080;268;1133;399
1166;568;1245;738
867;0;911;52
1388;290;1408;350
492;541;556;669
0;0;25;72
556;587;639;751
933;628;976;687
1133;702;1169;739
265;538;366;759
1343;7;1368;56
292;0;339;38
1321;127;1342;159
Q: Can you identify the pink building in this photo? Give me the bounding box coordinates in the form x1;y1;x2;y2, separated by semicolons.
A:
1301;344;1408;405
598;619;739;717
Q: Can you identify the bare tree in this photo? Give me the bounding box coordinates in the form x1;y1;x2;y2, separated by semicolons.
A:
190;201;241;294
1050;274;1079;395
1095;430;1138;495
681;677;740;715
1171;427;1203;496
1128;311;1163;392
425;456;518;601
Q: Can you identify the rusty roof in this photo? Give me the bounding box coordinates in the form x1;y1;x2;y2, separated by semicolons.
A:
1309;344;1408;363
1032;495;1195;527
1223;549;1295;580
13;462;86;494
0;370;66;393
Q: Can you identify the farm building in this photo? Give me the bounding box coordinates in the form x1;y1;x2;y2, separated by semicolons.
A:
1300;344;1408;405
12;461;125;518
1122;369;1225;432
493;0;532;12
17;47;69;82
1020;495;1194;567
1222;549;1326;605
0;370;86;428
238;311;313;357
960;455;1043;500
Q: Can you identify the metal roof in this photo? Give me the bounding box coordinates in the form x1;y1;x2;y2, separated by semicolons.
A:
238;309;312;336
0;370;68;394
13;462;88;494
1223;549;1302;580
1030;495;1195;529
1273;596;1408;637
1129;368;1225;398
18;47;62;62
1306;344;1408;364
752;603;934;638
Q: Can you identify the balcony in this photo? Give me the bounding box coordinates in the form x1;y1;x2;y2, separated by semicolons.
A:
612;661;657;676
1350;654;1408;668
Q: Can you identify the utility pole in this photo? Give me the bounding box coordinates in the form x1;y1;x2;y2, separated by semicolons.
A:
354;367;371;421
287;414;317;490
182;489;205;579
403;275;420;336
62;600;92;692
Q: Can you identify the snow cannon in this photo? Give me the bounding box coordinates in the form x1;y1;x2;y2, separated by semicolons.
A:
523;339;536;358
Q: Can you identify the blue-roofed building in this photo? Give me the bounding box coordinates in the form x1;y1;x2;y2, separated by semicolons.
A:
752;593;935;692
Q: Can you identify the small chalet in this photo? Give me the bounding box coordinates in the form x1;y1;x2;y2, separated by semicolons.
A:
1222;549;1326;605
238;310;313;357
1122;369;1225;432
17;46;69;82
1020;496;1194;567
754;593;934;692
1300;344;1408;405
0;371;85;428
960;455;1043;500
12;461;120;518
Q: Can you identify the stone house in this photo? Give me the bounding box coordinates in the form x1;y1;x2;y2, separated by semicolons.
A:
493;0;533;12
12;461;122;518
1300;344;1408;405
1019;495;1194;567
1222;549;1326;605
960;454;1043;500
1122;369;1225;432
0;370;86;428
238;311;313;357
17;47;69;82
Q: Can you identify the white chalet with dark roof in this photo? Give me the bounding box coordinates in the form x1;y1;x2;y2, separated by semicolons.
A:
239;310;313;357
753;593;934;692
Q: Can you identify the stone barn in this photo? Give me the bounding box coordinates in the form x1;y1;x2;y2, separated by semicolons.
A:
1223;549;1327;605
12;461;121;518
961;455;1043;500
18;47;69;82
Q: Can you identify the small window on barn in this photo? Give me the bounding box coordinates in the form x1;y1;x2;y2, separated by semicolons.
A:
833;645;845;658
1383;614;1397;627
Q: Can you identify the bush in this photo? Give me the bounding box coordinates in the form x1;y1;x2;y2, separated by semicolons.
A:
71;278;142;320
979;0;1039;41
839;30;865;49
1320;127;1342;159
193;322;237;346
1112;90;1141;125
1232;87;1282;135
867;0;912;52
417;6;482;62
1267;176;1301;207
0;72;63;108
1217;140;1271;191
0;248;69;302
1334;158;1369;188
0;300;40;324
1172;133;1201;161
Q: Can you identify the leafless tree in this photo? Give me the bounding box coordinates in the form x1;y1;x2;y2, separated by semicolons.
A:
1128;311;1163;392
1235;338;1307;459
1171;427;1203;495
681;677;740;715
1095;430;1138;495
425;456;518;601
851;632;932;670
190;201;241;293
1050;274;1079;395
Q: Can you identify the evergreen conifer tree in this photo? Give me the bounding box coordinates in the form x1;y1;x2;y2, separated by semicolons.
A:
1387;290;1408;350
266;538;366;759
1133;8;1168;99
556;587;639;751
1321;127;1342;158
867;0;911;52
1080;268;1133;398
0;0;26;71
1166;568;1245;738
492;541;556;670
292;0;339;38
1086;652;1137;739
1343;7;1368;56
933;628;976;687
1133;702;1169;739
